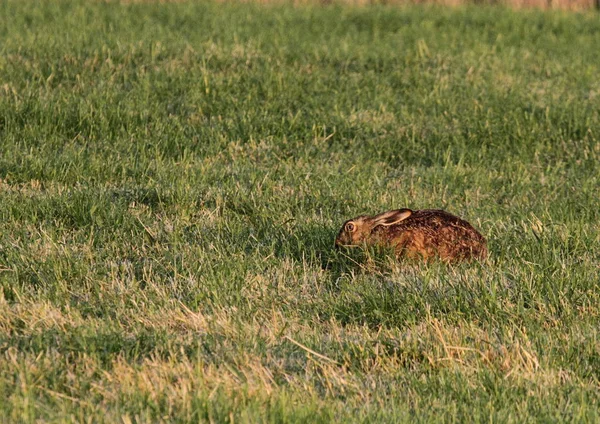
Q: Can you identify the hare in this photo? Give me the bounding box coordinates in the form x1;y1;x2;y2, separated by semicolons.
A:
335;209;487;262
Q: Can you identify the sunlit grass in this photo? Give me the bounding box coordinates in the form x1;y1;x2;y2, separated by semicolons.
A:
0;0;599;421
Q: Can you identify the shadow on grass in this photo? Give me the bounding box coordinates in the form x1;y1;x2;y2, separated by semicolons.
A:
108;186;171;210
276;221;366;281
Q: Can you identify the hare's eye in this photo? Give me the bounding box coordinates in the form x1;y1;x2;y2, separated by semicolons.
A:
345;222;355;232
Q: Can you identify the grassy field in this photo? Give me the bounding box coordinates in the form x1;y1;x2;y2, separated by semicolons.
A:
1;0;599;422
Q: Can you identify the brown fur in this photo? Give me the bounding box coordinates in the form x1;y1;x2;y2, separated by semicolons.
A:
335;209;487;262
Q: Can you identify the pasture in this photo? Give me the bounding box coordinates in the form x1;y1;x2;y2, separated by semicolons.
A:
0;0;599;421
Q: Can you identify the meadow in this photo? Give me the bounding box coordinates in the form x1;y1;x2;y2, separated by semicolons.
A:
0;0;599;421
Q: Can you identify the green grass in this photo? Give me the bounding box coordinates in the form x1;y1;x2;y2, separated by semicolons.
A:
0;0;599;421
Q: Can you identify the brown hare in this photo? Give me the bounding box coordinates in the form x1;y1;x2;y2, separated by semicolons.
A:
335;209;487;262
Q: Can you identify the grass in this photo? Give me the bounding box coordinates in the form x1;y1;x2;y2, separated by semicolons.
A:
0;0;599;421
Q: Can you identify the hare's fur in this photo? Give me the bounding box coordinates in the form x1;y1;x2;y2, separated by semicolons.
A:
335;209;487;262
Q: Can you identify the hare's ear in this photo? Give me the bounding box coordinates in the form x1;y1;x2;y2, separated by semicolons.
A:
372;209;412;227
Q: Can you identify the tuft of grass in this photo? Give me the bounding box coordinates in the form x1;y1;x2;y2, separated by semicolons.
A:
0;0;599;421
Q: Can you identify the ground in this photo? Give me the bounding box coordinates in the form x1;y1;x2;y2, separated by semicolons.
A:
0;1;599;422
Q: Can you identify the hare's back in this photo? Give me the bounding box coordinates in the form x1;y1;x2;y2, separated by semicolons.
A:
398;209;486;260
405;209;485;242
405;209;472;228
